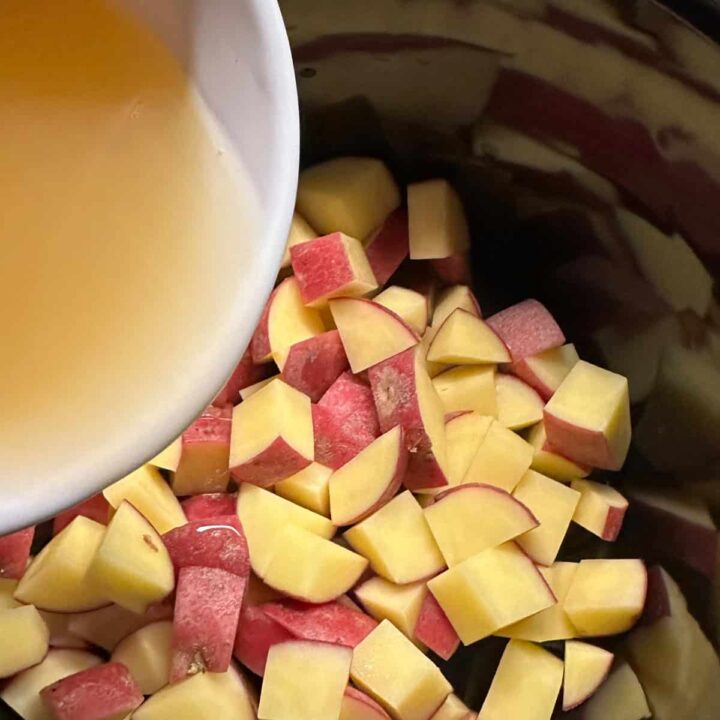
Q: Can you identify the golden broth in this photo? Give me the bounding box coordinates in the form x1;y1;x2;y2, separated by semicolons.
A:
0;0;258;482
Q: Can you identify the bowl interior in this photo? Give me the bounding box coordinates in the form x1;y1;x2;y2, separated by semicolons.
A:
0;0;298;533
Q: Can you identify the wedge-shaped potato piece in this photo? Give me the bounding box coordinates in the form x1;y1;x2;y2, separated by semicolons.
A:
261;524;367;603
133;664;257;720
345;492;445;584
428;310;509;365
408;179;470;260
351;620;452;720
0;605;49;678
331;298;419;374
431;286;481;330
428;543;556;645
236;484;335;577
85;501;174;614
571;479;628;541
103;465;186;534
498;562;578;642
355;576;427;638
462;420;533;493
1;648;101;720
291;232;378;307
424;483;539;566
297;157;400;240
252;276;325;368
329;426;407;526
544;360;631;471
563;640;614;711
512;470;581;566
15;517;108;612
563;559;647;636
478;640;563;720
229;378;314;487
433;366;497;416
259;640;352;720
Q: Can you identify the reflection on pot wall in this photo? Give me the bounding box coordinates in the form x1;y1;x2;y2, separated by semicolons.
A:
281;0;720;715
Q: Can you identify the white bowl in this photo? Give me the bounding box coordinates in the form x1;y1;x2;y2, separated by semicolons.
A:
1;0;298;533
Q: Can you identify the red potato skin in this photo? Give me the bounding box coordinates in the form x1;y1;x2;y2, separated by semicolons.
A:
181;492;237;521
342;686;392;719
261;600;377;648
233;604;294;676
0;526;34;579
162;515;250;578
368;348;448;491
534;429;591;475
486;299;564;362
340;428;409;526
312;403;375;470
213;347;270;406
599;504;628;543
53;495;110;536
230;436;313;487
319;372;380;439
543;410;620;470
414;593;460;661
433;482;538;527
290;233;364;305
174;404;232;494
40;662;143;720
250;285;278;364
365;207;409;285
281;330;350;402
430;254;472;286
509;359;557;401
170;566;246;682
